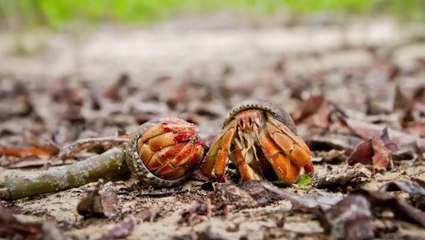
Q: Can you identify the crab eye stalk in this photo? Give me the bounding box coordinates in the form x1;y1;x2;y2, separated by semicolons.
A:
200;99;314;184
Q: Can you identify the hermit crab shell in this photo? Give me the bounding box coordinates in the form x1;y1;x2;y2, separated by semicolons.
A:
224;99;298;134
126;118;205;187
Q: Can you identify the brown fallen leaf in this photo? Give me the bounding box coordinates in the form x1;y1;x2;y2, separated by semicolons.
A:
380;180;425;197
315;165;372;189
323;194;374;240
292;95;325;123
101;218;134;239
103;73;131;102
179;198;212;225
340;117;425;150
0;205;61;239
380;180;425;210
347;128;395;170
209;183;257;209
313;149;347;164
354;189;425;228
306;133;362;153
137;205;160;222
394;85;413;111
406;120;425;138
245;180;343;212
238;180;287;206
77;181;120;219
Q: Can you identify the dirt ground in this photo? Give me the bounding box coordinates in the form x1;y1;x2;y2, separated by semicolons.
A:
1;14;425;240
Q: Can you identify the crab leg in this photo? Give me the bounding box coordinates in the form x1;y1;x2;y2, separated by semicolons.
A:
155;143;203;179
266;116;314;175
200;120;237;181
259;130;301;183
234;142;262;180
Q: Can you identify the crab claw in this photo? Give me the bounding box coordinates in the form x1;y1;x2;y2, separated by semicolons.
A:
126;118;205;187
200;99;314;184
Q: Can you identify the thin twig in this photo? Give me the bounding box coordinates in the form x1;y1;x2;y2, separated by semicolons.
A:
57;136;129;160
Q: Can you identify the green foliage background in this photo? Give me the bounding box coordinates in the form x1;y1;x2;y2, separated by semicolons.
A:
0;0;424;29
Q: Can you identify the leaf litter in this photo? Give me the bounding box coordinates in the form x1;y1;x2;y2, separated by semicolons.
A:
1;21;425;240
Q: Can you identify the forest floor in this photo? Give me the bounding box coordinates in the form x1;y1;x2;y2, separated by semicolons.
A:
1;14;425;239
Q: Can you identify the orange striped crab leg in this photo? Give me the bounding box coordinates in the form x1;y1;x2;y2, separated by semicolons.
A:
200;120;236;182
265;115;314;175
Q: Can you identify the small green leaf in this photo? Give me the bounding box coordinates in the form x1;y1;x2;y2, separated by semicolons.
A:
296;174;313;186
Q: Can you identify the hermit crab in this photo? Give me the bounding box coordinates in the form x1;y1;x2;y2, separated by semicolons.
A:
0;118;205;200
200;99;314;183
126;118;204;186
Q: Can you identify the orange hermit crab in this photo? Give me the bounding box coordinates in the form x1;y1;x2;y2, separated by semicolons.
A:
127;118;205;186
200;99;314;183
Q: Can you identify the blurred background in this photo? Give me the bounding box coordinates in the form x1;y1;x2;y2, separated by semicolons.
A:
0;0;425;139
1;0;425;85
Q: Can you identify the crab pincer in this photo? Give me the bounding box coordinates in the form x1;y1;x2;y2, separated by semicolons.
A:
200;99;314;183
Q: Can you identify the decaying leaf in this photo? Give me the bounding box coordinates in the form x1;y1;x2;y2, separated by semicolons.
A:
324;187;425;239
313;149;347;164
380;180;425;197
237;180;287;206
324;194;374;240
101;218;134;239
306;135;358;153
258;181;343;212
0;205;61;239
209;182;257;208
380;180;425;210
137;205;160;222
347;128;395;170
292;95;325;123
179;198;212;224
315;165;372;189
340;118;425;151
354;189;425;228
77;181;120;218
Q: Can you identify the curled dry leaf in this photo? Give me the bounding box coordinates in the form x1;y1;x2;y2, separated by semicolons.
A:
380;180;425;197
292;95;325;124
240;180;343;212
77;181;120;219
380;180;425;210
340;118;425;151
347;128;395;170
